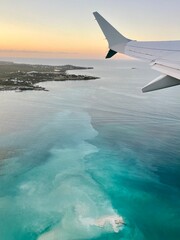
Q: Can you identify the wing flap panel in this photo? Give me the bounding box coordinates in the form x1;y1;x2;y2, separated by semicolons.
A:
142;75;180;93
151;61;180;80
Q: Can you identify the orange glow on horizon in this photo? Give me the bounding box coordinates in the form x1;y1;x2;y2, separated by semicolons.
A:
1;1;180;60
0;21;134;59
0;22;107;58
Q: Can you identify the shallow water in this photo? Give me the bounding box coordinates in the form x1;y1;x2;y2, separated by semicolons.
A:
0;59;180;240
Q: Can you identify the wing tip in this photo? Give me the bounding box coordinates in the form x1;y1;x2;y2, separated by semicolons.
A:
105;49;117;59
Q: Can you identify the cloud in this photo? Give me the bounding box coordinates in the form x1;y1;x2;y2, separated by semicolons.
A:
0;50;78;55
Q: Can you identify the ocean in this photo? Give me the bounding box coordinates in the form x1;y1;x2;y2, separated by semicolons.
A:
0;59;180;240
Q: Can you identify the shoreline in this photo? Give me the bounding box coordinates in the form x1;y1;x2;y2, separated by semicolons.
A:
0;61;99;92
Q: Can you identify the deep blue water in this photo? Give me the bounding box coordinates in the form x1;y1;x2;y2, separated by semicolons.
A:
0;59;180;240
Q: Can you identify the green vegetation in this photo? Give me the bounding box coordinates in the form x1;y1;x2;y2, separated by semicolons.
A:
0;61;98;91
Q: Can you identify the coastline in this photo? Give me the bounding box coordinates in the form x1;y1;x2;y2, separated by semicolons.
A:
0;61;99;92
0;59;180;239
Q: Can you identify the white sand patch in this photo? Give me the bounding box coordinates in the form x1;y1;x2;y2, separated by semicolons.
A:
79;214;124;233
38;214;124;240
93;215;124;232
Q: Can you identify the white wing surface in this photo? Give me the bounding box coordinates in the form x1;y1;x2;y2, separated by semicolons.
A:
93;12;180;92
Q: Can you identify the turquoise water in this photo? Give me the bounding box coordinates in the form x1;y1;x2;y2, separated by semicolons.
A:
0;59;180;240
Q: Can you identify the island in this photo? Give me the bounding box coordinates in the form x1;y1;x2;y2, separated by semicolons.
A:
0;61;99;91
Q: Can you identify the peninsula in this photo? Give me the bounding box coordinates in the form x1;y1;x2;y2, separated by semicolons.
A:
0;61;99;91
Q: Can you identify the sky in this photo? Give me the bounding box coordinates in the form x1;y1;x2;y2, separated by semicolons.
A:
0;0;180;59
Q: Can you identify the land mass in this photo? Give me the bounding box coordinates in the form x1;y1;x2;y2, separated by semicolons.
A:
0;61;99;91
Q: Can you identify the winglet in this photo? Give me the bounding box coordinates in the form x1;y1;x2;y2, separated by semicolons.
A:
93;11;131;57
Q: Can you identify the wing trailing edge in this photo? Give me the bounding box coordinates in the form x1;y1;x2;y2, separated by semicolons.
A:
142;75;180;92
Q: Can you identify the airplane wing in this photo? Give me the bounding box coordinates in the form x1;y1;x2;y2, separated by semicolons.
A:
93;11;180;92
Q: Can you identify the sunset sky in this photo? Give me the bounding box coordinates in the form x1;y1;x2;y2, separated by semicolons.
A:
0;0;180;59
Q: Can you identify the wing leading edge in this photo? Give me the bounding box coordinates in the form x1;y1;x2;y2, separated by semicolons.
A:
93;11;180;92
